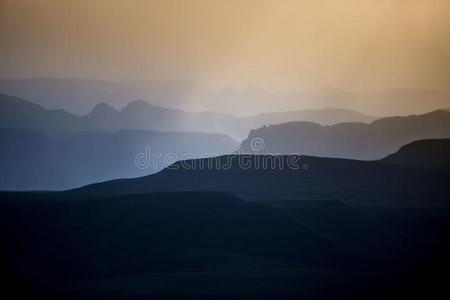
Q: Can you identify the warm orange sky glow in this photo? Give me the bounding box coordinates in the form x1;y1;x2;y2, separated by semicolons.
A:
1;0;449;92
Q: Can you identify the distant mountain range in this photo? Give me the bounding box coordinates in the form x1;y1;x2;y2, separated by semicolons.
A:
0;92;378;190
0;93;376;140
0;129;237;190
2;92;449;190
0;78;449;116
239;110;450;160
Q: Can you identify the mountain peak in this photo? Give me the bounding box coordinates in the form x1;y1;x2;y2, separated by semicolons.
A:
121;99;154;112
90;102;118;115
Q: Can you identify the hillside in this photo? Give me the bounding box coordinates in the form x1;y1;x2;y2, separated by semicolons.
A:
382;139;450;167
75;154;450;208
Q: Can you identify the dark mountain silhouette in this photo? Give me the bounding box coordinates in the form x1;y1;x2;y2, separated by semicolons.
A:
75;154;450;208
3;154;450;299
239;110;450;159
382;139;450;167
0;129;238;190
0;93;376;140
71;152;450;292
0;78;449;116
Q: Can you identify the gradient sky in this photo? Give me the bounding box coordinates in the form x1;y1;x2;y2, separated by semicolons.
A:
1;0;449;92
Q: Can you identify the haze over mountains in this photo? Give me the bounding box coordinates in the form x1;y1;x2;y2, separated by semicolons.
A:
2;91;450;190
1;84;449;297
3;1;450;298
240;110;450;160
0;93;376;140
0;78;449;116
0;128;237;190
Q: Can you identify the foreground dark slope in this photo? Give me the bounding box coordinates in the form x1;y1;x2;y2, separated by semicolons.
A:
239;110;450;159
1;191;355;299
3;162;450;298
3;148;450;299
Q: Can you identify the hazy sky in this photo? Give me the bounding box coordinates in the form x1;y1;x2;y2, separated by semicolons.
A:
1;0;449;91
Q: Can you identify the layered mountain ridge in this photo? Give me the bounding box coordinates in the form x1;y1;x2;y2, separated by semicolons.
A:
239;110;450;159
